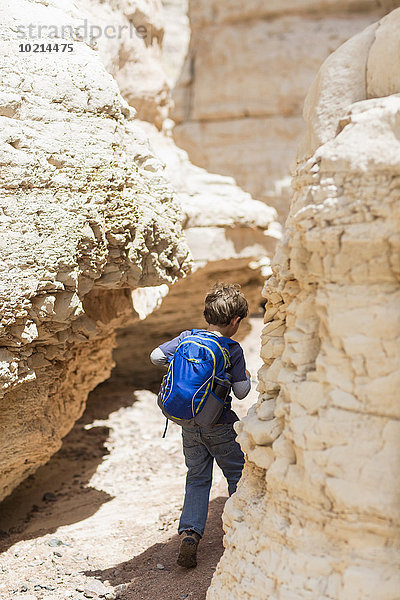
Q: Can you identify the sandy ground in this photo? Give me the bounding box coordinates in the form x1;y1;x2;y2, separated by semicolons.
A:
0;318;263;600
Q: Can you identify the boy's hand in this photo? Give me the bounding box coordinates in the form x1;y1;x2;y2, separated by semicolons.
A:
245;369;251;378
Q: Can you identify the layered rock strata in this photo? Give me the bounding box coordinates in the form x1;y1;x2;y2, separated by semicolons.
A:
173;0;399;221
0;0;191;502
208;9;400;600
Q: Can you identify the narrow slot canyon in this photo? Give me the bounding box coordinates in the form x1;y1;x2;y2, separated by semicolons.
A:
0;315;263;600
0;1;399;600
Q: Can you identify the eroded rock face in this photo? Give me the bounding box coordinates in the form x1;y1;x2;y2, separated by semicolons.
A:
161;0;190;87
173;0;398;221
0;0;191;501
77;0;170;128
208;9;400;600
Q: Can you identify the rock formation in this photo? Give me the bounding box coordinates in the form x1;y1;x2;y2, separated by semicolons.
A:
74;0;171;129
173;0;398;221
0;0;192;502
208;9;400;600
0;0;279;501
161;0;190;87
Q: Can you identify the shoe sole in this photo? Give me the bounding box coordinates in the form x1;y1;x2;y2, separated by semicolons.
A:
177;537;198;568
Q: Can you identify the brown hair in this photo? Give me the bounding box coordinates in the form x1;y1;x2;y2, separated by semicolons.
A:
203;283;248;326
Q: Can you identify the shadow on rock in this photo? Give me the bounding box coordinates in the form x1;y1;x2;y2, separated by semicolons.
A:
0;380;138;553
85;496;227;600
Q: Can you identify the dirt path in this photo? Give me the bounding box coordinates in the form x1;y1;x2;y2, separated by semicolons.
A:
0;318;263;600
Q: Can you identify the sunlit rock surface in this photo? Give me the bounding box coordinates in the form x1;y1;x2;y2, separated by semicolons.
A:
173;0;398;222
0;0;191;502
208;9;400;600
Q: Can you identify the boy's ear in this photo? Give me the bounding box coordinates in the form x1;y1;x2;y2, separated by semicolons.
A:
231;316;241;327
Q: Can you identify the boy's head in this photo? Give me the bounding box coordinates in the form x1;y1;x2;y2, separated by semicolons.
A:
204;283;248;326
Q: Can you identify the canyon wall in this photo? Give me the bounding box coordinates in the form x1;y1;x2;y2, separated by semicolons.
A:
208;9;400;600
0;0;278;501
173;0;399;221
0;0;193;502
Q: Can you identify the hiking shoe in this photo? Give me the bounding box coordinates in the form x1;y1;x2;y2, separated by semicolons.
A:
177;530;201;568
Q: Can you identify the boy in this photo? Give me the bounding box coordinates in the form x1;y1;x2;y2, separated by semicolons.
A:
150;283;251;568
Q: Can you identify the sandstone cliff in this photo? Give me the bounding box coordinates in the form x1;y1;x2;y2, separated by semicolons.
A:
173;0;399;221
0;0;192;502
208;9;400;600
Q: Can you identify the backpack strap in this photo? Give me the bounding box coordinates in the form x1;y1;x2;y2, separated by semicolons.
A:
162;417;169;438
190;330;231;369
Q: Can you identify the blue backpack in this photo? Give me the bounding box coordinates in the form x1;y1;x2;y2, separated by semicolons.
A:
157;330;232;431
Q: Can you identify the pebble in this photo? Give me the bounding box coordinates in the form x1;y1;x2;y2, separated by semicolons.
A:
42;492;57;502
34;584;56;591
156;563;165;570
48;538;63;547
83;579;109;597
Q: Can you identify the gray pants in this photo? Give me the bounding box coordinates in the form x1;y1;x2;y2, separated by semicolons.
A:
178;423;245;537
